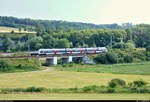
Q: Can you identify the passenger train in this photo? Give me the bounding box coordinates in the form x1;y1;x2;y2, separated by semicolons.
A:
30;47;107;56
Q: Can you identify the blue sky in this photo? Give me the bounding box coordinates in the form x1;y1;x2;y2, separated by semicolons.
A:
1;0;150;24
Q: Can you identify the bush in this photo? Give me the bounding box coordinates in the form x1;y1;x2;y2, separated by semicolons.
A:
62;64;67;67
16;64;23;69
94;52;117;64
130;87;149;93
108;79;126;88
132;80;148;87
68;87;78;93
13;88;25;92
123;54;133;63
107;88;115;93
82;85;97;92
106;52;117;64
94;53;108;64
0;60;10;71
25;87;45;92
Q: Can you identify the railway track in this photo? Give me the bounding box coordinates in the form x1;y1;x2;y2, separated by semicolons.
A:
0;53;97;59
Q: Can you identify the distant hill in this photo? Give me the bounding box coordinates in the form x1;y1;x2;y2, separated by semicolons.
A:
0;16;135;31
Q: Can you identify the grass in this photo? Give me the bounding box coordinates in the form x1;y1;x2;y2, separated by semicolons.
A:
0;93;150;100
0;70;149;89
0;58;45;73
54;62;150;75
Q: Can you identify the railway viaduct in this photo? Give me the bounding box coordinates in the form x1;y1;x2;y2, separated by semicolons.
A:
0;53;97;66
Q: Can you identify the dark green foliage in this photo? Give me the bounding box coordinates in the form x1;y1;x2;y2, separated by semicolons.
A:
130;87;149;93
132;80;148;87
0;60;10;71
113;42;125;49
108;79;126;88
123;54;133;63
107;88;115;93
25;87;45;92
146;46;150;52
16;64;22;69
13;88;25;92
94;52;117;64
62;64;67;67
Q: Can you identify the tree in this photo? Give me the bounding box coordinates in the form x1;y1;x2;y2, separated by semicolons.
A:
46;26;56;34
2;37;14;52
55;38;70;48
25;35;43;51
125;40;136;50
36;24;45;35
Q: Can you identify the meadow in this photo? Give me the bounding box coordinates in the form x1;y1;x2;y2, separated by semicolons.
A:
54;62;150;75
1;59;150;100
0;70;150;89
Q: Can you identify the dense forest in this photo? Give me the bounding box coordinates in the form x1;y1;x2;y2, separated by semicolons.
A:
0;16;134;31
0;16;150;53
0;23;150;52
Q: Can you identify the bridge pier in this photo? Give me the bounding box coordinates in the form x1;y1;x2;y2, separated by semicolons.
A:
46;57;57;66
61;56;73;64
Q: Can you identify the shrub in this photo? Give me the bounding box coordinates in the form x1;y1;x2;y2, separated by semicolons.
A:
107;88;115;93
16;64;23;69
0;60;10;71
68;87;78;93
106;52;117;64
94;52;117;64
130;87;149;93
132;80;148;87
68;62;74;67
62;64;67;67
13;88;25;92
94;53;108;64
25;87;45;92
82;85;97;92
108;79;126;88
123;54;133;63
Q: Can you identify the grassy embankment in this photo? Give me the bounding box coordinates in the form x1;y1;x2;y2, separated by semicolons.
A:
0;58;45;73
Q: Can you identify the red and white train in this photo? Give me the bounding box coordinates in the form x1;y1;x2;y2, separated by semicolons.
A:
31;47;107;55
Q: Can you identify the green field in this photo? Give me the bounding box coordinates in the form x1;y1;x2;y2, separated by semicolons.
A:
0;93;150;100
0;70;150;89
1;61;150;100
55;62;150;75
